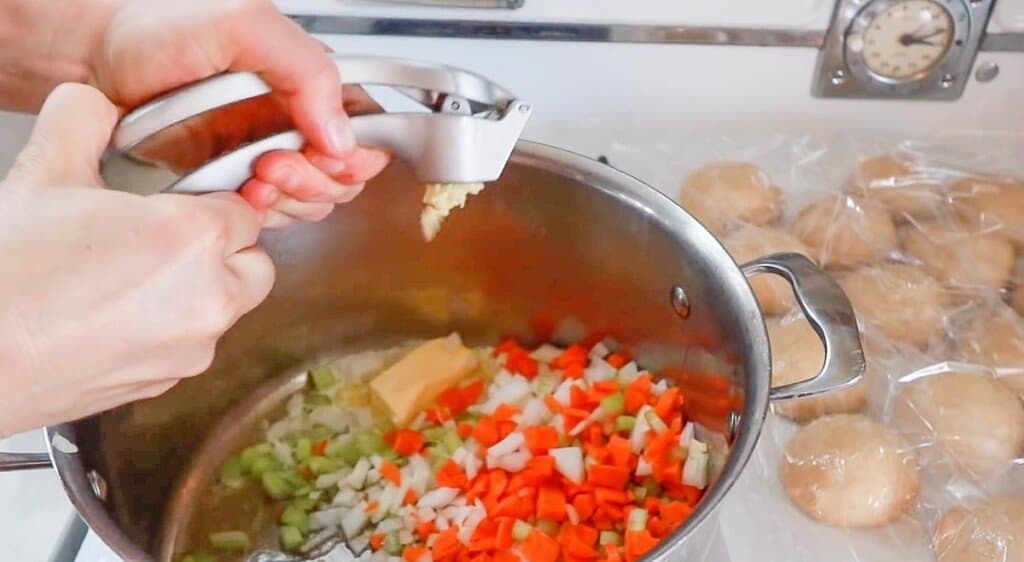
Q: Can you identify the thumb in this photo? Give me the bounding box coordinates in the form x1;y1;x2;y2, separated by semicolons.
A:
7;83;120;187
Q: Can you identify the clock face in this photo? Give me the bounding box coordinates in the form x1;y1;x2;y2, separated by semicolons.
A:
849;0;954;81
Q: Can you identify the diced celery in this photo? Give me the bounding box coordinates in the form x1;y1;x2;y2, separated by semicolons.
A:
209;531;251;551
532;375;557;397
422;427;447;444
305;393;332;407
261;471;295;499
219;456;246;489
631;485;647;502
644;409;668;433
310;366;336;391
279;526;304;552
240;444;275;474
306;456;342;475
182;554;216;562
325;440;362;464
512;520;533;542
281;505;310;534
356;432;388;456
383;532;403;555
248;455;280;478
599;531;622;545
441;432;463;455
294;437;313;462
535;519;559;537
291;496;319;512
307;426;337;443
615;415;636;432
627;508;648;532
600;392;625;416
643;479;663;500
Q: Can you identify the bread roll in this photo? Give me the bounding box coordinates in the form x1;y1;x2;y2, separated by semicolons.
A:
954;305;1024;397
952;176;1024;247
724;225;814;314
679;162;783;236
790;195;898;270
847;154;945;220
768;315;866;422
838;263;947;349
934;495;1024;562
780;414;919;528
902;220;1015;291
892;371;1024;477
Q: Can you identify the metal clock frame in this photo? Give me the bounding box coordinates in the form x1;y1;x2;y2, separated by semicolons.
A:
813;0;995;100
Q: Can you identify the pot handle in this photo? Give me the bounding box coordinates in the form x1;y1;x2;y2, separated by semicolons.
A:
0;451;52;472
741;252;865;401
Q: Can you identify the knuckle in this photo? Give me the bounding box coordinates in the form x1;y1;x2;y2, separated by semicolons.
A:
139;380;179;401
200;285;244;334
186;346;219;377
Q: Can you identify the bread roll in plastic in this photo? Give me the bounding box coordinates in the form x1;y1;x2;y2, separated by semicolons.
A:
952;176;1024;247
768;315;866;422
902;220;1015;292
847;154;945;220
679;162;783;236
838;263;947;349
780;414;919;528
790;195;898;270
724;225;815;314
933;495;1024;562
893;370;1024;478
954;305;1024;397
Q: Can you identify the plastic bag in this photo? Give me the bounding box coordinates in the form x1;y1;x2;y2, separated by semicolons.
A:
587;127;1024;562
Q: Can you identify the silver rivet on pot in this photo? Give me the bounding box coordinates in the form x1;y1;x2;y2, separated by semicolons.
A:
87;470;108;501
670;285;691;319
726;410;741;443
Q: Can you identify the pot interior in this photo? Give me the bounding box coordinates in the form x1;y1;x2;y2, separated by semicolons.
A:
72;141;768;558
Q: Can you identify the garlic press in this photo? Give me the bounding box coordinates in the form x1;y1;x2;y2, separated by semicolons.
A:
101;56;532;194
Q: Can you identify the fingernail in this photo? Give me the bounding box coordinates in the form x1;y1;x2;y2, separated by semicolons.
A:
268;164;300;192
325;111;356;156
310;153;347;176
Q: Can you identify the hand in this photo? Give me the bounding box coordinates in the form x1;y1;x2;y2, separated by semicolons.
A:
0;84;275;436
89;0;390;228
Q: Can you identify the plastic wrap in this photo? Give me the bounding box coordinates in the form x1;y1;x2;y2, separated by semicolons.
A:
588;129;1024;562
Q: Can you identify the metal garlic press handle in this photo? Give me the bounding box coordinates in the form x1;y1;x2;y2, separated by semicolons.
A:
742;252;865;400
111;55;532;192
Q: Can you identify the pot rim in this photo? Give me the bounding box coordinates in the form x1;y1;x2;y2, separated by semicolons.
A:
45;139;773;561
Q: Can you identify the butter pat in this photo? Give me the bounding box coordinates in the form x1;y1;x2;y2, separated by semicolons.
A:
421;182;486;241
370;334;478;426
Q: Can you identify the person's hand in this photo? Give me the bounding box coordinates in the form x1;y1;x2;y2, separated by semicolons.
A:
89;0;390;228
0;84;275;436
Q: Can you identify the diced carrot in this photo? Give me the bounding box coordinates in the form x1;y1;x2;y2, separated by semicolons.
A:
521;529;561;562
648;515;667;538
425;407;454;424
437;459;469;488
494;339;523;357
659;501;694;526
585;424;604;446
570;385;589;409
562;363;585;380
370;533;385;551
488;470;508;499
457;422;474;439
644;497;661;514
505;349;539;378
437;385;467;413
544;395;564;413
565;532;599;559
524;426;560;454
403;546;430;562
492;403;520;422
380;460;402;486
666;484;704;506
537;485;567;522
498;420;518;439
490;494;525;518
593;487;628;506
393;429;425;456
493;552;520;562
433;527;464;561
624;375;652;414
606;353;628;369
572;493;597;520
580;331;610;350
495;517;515;550
605;435;633;467
312;439;329;457
654;388;681;420
587;464;631;489
364;501;379;513
461;379;485;405
624;530;659;562
403;489;418;506
594;380;622;393
473;416;501;447
604;543;624;562
415;520;436;540
522;454;555;480
574;524;599;547
553;344;589;369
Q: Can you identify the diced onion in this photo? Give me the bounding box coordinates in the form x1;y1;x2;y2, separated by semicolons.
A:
550;447;584;484
682;439;710;489
418;487;460;509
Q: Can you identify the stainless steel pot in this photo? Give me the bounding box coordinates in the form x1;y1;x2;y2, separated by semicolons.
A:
0;139;863;561
2;54;863;562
